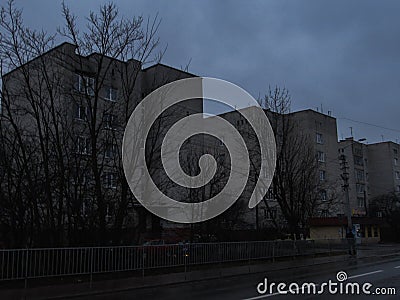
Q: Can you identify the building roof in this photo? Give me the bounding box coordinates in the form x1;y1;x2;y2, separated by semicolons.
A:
288;108;336;120
142;63;197;77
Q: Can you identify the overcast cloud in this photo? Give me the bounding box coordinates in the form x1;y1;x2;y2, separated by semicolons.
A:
8;0;400;143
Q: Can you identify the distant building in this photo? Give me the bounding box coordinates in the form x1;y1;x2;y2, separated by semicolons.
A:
367;141;400;199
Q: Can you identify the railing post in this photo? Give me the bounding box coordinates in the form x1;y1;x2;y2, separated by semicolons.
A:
89;248;93;289
272;241;275;262
184;244;187;279
24;248;29;290
142;245;145;277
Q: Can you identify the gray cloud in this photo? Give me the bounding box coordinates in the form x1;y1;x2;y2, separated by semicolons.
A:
9;0;400;143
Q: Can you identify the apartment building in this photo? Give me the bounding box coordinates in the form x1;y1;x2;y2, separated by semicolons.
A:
0;42;200;245
290;110;342;217
367;141;400;198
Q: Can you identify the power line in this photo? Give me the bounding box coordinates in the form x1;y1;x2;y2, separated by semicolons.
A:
338;117;400;133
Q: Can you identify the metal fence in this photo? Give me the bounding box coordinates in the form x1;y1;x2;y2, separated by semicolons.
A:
0;239;348;281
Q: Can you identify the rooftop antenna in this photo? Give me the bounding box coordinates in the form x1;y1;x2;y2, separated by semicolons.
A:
349;127;353;137
381;135;384;142
320;103;323;114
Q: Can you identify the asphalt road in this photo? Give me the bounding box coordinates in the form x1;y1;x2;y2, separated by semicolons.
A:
76;256;400;300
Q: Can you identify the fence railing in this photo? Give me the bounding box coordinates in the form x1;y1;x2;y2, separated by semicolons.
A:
0;239;348;281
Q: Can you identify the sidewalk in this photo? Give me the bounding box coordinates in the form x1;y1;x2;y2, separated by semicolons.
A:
1;244;399;300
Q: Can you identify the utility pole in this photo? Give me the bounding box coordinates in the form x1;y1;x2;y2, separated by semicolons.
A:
339;150;352;229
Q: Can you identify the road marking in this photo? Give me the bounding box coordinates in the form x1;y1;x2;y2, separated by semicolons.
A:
348;270;383;279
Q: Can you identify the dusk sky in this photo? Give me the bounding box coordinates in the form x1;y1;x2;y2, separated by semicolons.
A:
8;0;400;144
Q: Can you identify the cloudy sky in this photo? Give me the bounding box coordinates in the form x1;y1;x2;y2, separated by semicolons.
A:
9;0;400;143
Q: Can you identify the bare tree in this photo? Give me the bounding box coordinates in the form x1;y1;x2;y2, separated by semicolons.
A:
369;192;400;241
0;0;163;246
258;87;336;238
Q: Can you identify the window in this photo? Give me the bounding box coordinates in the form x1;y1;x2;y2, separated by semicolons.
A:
396;171;400;180
357;197;365;208
394;148;398;156
354;156;363;166
356;184;365;193
395;158;398;166
319;170;326;181
104;172;117;189
75;74;95;96
264;207;277;220
105;143;117;159
74;104;87;120
320;190;327;201
105;86;118;101
103;113;117;129
317;151;325;162
77;136;90;154
72;168;91;186
316;133;323;144
353;148;363;157
396;185;400;192
321;210;329;218
356;170;365;182
265;188;274;200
